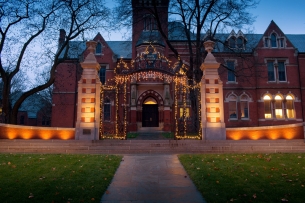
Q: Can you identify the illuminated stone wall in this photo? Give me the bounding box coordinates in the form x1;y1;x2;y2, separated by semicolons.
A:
0;124;74;140
226;123;304;140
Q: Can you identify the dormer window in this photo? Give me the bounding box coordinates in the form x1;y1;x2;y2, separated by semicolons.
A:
237;37;243;48
271;33;277;47
229;37;236;48
96;42;102;54
226;30;246;50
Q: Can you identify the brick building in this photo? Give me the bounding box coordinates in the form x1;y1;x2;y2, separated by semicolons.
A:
51;1;305;139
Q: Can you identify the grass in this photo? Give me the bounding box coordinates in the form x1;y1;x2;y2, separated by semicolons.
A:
0;154;122;203
179;153;305;203
162;132;174;139
127;132;138;138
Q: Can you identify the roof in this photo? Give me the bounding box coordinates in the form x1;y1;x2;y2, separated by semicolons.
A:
58;41;86;59
11;92;49;119
59;41;132;59
107;41;132;58
286;34;305;52
59;33;305;59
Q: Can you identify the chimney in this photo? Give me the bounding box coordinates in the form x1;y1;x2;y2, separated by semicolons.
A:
58;29;66;48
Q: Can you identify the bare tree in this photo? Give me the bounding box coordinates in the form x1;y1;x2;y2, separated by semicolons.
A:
0;0;110;124
113;0;258;132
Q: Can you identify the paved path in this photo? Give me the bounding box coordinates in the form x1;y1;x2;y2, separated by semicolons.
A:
100;155;206;203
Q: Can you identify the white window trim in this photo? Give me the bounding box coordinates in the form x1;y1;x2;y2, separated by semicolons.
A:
264;58;289;83
225;59;238;84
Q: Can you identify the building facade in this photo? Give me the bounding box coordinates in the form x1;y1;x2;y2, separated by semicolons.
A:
51;1;305;139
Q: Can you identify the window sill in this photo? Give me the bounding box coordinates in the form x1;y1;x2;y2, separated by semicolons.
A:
226;81;238;84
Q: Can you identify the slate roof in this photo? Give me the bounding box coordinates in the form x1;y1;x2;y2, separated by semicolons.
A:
107;41;132;58
286;34;305;52
58;41;86;59
58;32;305;59
11;92;49;119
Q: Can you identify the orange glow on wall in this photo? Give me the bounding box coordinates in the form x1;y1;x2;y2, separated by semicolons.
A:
227;124;304;140
0;124;75;140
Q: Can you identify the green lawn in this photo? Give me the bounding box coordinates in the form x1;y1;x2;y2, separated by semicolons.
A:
0;154;122;203
179;153;305;203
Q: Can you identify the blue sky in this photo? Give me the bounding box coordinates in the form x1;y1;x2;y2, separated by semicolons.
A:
251;0;305;34
106;0;305;40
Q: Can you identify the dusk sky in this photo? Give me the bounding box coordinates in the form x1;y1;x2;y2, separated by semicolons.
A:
107;0;305;40
250;0;305;34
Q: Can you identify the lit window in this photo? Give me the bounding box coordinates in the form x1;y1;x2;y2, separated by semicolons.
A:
99;65;106;84
229;37;236;48
227;61;235;82
286;95;295;119
96;43;102;54
104;98;111;121
229;95;237;119
278;62;286;81
240;95;249;119
271;33;277;47
275;95;283;119
267;62;275;81
179;108;190;118
264;95;272;118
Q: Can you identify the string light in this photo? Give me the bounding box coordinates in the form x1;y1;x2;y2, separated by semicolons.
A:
99;44;202;140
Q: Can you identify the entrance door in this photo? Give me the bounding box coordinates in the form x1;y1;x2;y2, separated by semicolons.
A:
142;104;159;127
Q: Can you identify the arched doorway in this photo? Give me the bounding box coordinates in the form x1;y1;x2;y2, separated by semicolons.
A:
142;97;159;127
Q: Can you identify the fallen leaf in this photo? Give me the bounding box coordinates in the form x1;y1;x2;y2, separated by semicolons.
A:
91;198;95;201
106;190;110;194
281;198;289;202
253;193;257;199
29;193;34;198
230;198;234;202
216;180;219;184
8;162;11;165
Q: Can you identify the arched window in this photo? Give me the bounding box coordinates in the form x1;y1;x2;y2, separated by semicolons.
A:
96;42;102;54
286;95;295;119
104;98;111;121
237;37;243;48
229;37;236;48
240;94;249;119
275;95;283;118
229;95;237;119
271;33;277;47
264;95;272;118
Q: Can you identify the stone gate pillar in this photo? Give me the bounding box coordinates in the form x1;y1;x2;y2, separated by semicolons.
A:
200;40;226;140
75;41;101;140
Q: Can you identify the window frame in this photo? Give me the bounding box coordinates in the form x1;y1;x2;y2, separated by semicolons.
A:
227;61;236;82
96;42;102;55
267;61;276;82
103;98;111;121
263;95;272;119
274;95;284;119
240;95;249;120
277;61;286;82
286;95;295;119
271;33;277;48
99;65;106;84
228;95;238;120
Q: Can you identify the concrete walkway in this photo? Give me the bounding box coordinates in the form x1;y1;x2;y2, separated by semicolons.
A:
100;155;206;203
